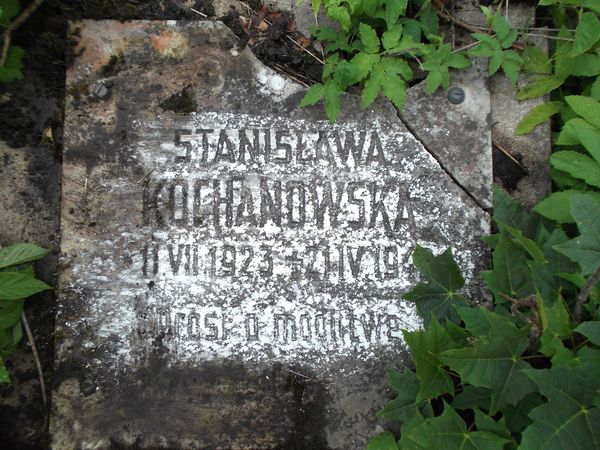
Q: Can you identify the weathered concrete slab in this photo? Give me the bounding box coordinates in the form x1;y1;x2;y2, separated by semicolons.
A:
52;20;489;448
402;63;493;209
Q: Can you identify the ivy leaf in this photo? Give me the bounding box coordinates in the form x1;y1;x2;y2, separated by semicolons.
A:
516;75;565;100
300;83;325;107
0;244;49;270
550;152;600;188
481;236;535;303
404;317;459;401
565;95;600;129
399;402;511;450
534;190;600;223
440;308;537;414
359;23;380;54
451;385;492;411
473;409;512;440
403;246;466;325
496;221;546;263
366;431;398;450
521;365;600;449
575;322;600;345
0;46;24;84
0;272;51;300
572;12;600;57
502;392;545;433
537;293;571;357
516;101;564;135
378;368;421;424
555;194;600;275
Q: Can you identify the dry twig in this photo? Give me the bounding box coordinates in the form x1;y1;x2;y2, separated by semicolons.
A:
21;310;47;406
1;0;44;68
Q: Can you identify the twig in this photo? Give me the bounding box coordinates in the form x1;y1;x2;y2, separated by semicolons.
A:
492;138;528;172
1;0;44;68
285;34;324;64
21;310;47;406
190;7;207;18
452;41;481;53
573;266;600;325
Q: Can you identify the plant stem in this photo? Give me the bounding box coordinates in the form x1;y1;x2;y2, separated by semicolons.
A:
573;266;600;325
21;310;47;406
0;0;44;68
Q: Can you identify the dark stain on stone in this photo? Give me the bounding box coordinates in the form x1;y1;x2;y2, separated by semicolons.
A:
159;85;197;114
100;53;127;78
282;368;329;450
493;144;528;191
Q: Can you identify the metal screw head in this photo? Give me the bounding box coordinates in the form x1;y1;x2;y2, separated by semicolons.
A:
447;86;465;104
92;81;111;100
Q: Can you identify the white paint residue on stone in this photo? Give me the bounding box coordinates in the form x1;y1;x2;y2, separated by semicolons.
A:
65;111;489;375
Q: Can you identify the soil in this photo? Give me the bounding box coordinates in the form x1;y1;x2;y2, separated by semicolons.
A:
0;1;531;448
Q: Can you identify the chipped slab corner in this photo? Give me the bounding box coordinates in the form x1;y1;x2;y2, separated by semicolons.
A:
53;20;490;449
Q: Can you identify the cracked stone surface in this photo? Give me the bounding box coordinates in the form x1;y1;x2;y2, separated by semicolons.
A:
52;20;490;448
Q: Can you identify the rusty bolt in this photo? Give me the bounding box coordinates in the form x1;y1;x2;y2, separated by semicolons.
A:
92;81;111;100
447;87;465;104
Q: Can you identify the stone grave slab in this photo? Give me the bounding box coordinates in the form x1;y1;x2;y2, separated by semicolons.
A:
52;20;490;449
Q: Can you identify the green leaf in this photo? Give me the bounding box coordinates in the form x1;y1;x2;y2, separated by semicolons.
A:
366;431;398;450
0;272;51;300
516;102;564;135
324;81;341;122
521;365;600;449
557;118;599;146
424;69;442;94
348;53;379;83
326;5;351;31
538;293;571;357
400;402;511;450
581;0;600;13
404;246;466;325
502;392;544;433
0;243;49;270
572;12;600;57
384;0;407;30
362;66;384;108
451;385;492;411
0;363;9;383
0;0;19;28
381;56;413;80
497;222;546;263
440;308;537;413
359;23;380;54
575;322;600;345
382;25;402;51
0;299;23;329
312;0;322;15
382;73;407;110
593;76;600;101
404;317;459;401
555;194;600;275
481;236;535;303
534;190;600;223
565;95;600;129
379;368;421;424
0;46;24;84
301;83;325;107
571;54;600;77
550;151;600;188
516;75;565;100
473;409;512;440
447;53;470;69
522;46;552;74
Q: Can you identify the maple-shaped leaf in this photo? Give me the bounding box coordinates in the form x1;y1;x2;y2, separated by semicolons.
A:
521;365;600;449
378;368;422;425
366;431;398;450
404;246;467;325
403;317;461;401
555;194;600;275
440;308;537;414
399;402;511;450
